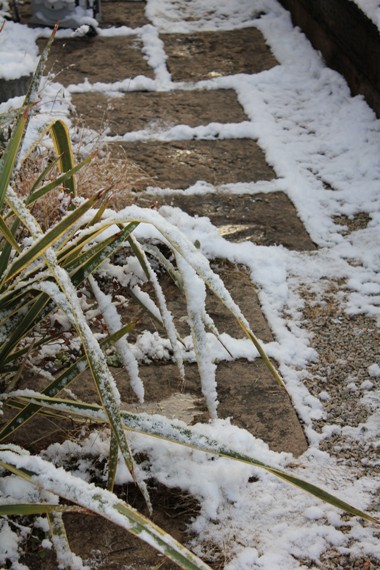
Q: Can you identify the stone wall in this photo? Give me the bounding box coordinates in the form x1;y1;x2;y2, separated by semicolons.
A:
278;0;380;117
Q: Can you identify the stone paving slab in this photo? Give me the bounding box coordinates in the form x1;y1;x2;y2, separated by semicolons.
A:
162;28;278;81
20;0;149;29
152;261;274;342
72;89;247;134
110;260;273;343
113;139;276;187
101;0;149;28
64;360;308;456
216;360;308;455
100;259;308;457
40;36;154;86
151;191;317;249
206;261;274;340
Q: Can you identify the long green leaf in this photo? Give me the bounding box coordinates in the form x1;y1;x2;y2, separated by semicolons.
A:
28;154;61;196
0;214;21;252
0;450;212;570
0;504;85;516
0;321;136;441
63;221;140;281
0;222;139;368
127;235;150;279
0;216;20;279
0;107;29;211
0;292;50;366
3;190;103;285
26;152;94;205
14;394;379;526
48;120;77;197
2;333;59;368
47;510;77;570
22;24;58;108
107;431;119;492
143;242;183;289
1;192;137;504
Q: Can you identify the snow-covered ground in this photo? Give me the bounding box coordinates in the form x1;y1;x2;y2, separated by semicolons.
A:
1;0;379;568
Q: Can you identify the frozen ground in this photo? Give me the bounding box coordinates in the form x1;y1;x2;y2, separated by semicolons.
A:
0;0;380;569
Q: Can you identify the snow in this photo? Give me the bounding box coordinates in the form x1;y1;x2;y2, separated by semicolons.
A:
1;0;380;568
0;520;27;568
176;253;219;418
353;0;380;29
368;363;380;377
0;21;39;80
89;275;145;403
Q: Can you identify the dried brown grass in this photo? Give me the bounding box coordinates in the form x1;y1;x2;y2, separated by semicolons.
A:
77;144;154;209
14;142;154;230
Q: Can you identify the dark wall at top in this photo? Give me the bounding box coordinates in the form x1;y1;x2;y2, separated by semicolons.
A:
278;0;380;117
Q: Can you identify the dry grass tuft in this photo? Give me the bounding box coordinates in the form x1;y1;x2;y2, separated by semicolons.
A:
13;142;154;229
77;145;154;209
15;151;68;231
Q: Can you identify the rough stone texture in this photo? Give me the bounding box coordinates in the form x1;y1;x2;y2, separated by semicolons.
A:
62;487;197;570
39;36;154;86
216;360;307;455
112;139;276;187
162;28;279;81
72;89;248;134
101;0;149;28
300;285;380;476
206;261;274;340
151;191;317;249
68;359;307;457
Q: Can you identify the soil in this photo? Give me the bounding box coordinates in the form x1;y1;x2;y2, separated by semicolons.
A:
22;484;201;570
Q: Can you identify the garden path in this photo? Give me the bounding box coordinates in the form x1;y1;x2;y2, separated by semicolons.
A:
12;2;380;568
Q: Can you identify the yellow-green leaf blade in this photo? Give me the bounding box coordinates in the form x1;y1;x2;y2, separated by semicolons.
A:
48;119;77;197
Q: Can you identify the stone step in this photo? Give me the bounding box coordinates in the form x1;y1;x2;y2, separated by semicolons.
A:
111;139;275;187
161;28;278;81
149;191;317;250
39;35;155;86
72;89;247;134
101;0;149;28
